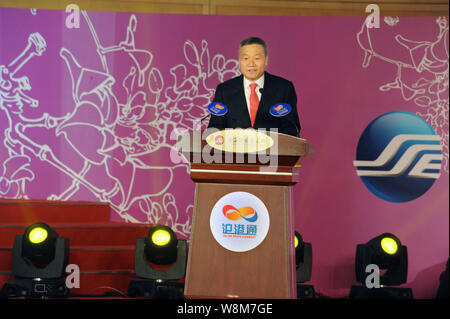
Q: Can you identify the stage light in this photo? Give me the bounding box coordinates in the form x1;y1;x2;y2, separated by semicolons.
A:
145;225;178;265
294;231;314;299
152;229;172;247
436;258;449;299
351;232;412;299
294;231;312;284
28;226;48;244
22;222;60;265
380;237;398;255
16;222;69;276
129;225;187;298
4;222;70;298
355;233;407;286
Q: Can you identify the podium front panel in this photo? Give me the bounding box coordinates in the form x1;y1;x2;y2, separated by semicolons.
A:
184;182;296;299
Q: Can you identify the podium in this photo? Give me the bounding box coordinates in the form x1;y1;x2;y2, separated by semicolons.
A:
177;128;309;299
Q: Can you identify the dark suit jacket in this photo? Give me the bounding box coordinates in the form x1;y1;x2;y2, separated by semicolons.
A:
207;72;301;136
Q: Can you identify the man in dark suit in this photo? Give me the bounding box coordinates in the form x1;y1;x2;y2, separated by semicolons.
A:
208;37;301;137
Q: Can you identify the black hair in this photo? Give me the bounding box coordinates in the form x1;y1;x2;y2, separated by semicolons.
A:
239;37;268;56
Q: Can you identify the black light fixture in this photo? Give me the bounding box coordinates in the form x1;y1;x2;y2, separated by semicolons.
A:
128;225;187;298
22;222;59;265
3;222;70;298
144;225;179;265
351;232;412;299
295;231;312;283
294;231;315;299
436;258;448;299
355;233;407;286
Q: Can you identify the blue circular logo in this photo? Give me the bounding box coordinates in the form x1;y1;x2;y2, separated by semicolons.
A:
208;102;228;116
354;111;442;203
269;103;291;117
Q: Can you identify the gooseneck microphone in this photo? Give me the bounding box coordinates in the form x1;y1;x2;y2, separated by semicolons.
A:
199;112;211;124
198;102;229;126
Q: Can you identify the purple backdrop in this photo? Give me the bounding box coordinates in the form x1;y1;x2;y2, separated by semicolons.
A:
0;8;448;298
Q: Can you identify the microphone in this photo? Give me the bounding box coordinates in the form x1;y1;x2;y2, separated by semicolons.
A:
268;103;300;137
259;88;264;94
197;102;228;128
199;112;211;124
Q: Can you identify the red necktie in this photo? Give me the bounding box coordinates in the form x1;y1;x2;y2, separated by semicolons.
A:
249;83;259;127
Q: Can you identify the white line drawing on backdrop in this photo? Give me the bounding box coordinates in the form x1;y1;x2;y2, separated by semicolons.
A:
0;11;240;237
357;17;449;172
0;32;50;198
0;155;34;198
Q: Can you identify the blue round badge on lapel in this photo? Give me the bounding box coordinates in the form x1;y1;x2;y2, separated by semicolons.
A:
269;103;291;117
208;102;228;116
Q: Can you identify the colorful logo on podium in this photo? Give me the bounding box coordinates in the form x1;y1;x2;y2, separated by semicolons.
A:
223;205;258;222
354;111;442;202
210;192;270;252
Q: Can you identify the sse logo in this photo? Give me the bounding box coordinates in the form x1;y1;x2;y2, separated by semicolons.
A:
354;111;442;203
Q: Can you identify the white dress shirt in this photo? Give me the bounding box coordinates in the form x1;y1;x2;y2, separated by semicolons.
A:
243;75;265;117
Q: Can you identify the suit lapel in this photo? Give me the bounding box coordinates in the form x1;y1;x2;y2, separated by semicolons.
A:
255;72;274;124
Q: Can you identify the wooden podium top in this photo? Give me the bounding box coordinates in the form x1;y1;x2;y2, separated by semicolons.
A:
176;129;309;185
